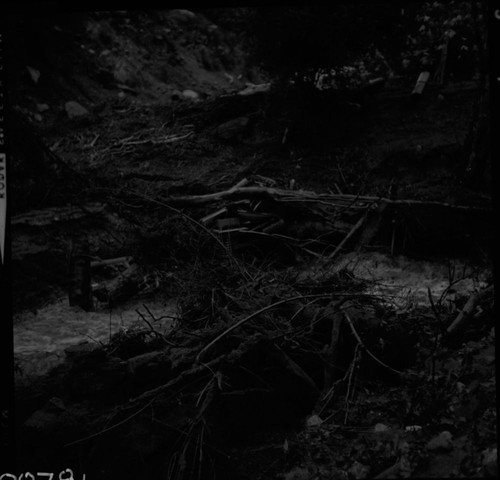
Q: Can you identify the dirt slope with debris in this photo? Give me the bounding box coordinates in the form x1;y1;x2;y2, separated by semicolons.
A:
8;9;263;117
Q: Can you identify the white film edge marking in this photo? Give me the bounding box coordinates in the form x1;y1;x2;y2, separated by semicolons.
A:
0;153;6;264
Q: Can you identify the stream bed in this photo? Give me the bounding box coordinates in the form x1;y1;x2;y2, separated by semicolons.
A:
13;252;490;378
340;251;490;307
14;298;177;377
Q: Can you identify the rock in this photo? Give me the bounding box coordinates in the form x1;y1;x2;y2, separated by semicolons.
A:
66;356;126;398
95;67;115;88
182;89;199;101
26;65;40;84
117;84;138;94
47;397;66;412
64;341;105;364
36;103;50;113
198;47;216;70
126;350;171;387
405;424;422;432
171;89;182;100
65;101;89;119
16;351;63;377
349;461;370;479
214;116;250;140
282;466;314;480
169;9;196;20
21;403;89;447
24;408;59;431
306;414;322;427
426;431;454;452
482;448;497;477
374;423;389;432
113;59;140;86
238;82;271;96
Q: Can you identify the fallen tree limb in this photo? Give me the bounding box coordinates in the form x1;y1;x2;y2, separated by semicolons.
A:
196;294;335;363
161;186;491;213
121;172;179;181
273;345;320;396
12;203;106;227
129;353;225;405
322;309;343;394
337;194;491;212
130;190;251;279
90;256;132;268
122;333;268;408
343;311;412;377
445;284;494;336
326;211;368;260
64;396;157;447
374;460;402;479
354;200;389;251
120;131;193;146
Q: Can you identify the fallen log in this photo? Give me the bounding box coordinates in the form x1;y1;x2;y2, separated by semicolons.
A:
326;210;368;260
68;242;94;312
272;345;320;397
321;307;343;394
411;71;431;96
90;256;132;268
160;186;491;213
354;200;389;251
126;333;267;407
12;203;106;227
374;460;402;479
445;285;494;336
200;207;228;225
93;264;141;306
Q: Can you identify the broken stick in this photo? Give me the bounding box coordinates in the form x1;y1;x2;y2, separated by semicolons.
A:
445;285;494;336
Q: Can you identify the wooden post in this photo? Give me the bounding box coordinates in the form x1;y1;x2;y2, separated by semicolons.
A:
68;240;94;311
411;71;430;96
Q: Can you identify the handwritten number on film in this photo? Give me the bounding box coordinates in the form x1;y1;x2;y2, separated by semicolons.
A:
1;470;84;480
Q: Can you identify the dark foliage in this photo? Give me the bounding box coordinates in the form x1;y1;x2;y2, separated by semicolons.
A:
201;3;484;84
244;5;405;78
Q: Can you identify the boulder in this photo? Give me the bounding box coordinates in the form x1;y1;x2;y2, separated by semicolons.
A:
214;116;250;140
426;431;454;452
182;89;199;101
65;101;89;119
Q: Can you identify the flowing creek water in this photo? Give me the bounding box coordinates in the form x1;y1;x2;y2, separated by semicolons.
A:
339;252;490;307
14;299;178;377
13;253;490;378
